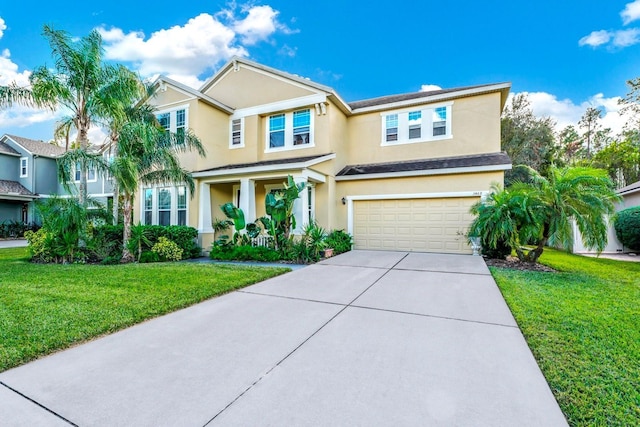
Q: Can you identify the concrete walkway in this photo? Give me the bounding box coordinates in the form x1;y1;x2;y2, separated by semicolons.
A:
0;250;567;426
0;239;27;248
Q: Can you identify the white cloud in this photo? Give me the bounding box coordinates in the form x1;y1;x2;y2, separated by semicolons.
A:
420;84;442;92
579;30;612;47
0;17;6;39
621;0;640;25
0;104;57;129
278;44;297;57
613;28;640;46
510;91;631;136
233;5;279;45
100;4;292;88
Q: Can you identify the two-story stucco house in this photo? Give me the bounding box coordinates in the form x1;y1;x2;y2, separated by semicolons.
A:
0;134;114;224
141;57;512;254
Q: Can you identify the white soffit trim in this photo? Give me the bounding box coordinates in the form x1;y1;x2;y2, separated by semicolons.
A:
351;83;512;115
346;190;488;201
335;163;512;181
192;153;336;178
231;94;327;119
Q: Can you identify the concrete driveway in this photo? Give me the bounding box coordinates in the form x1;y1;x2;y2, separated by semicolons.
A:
0;250;567;426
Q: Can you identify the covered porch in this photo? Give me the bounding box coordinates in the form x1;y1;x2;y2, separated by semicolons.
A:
192;154;336;251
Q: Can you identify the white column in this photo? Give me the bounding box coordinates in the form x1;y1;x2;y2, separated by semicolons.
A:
239;178;256;223
293;176;308;234
347;198;354;236
198;182;213;233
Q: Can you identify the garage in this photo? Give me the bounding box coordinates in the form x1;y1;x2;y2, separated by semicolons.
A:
352;197;479;254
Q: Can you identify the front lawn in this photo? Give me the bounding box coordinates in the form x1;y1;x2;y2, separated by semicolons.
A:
0;247;288;372
490;249;640;426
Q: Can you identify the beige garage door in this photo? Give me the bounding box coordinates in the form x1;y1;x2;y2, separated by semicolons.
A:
353;197;478;254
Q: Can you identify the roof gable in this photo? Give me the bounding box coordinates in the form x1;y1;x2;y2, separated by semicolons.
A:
3;134;66;158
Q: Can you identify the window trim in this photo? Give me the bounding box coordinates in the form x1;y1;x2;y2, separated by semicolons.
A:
19;157;28;178
140;185;189;226
155;104;190;134
380;102;453;146
229;117;245;149
264;108;315;153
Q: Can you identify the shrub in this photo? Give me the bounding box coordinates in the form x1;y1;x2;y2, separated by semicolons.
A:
325;230;353;254
481;236;511;260
614;207;640;251
139;250;160;263
151;237;183;261
210;245;280;262
24;229;54;263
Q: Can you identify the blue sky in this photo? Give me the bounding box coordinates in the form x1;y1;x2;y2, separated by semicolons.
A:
1;0;639;143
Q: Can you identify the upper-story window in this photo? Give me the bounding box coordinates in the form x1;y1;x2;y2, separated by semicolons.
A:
266;108;314;152
381;103;452;145
20;157;28;178
156;106;188;135
230;118;244;148
73;162;97;183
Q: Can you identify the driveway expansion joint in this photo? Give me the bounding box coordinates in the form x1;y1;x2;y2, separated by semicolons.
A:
392;267;492;276
0;381;78;426
236;290;347;307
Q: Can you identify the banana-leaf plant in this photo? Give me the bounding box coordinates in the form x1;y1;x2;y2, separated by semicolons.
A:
264;176;305;245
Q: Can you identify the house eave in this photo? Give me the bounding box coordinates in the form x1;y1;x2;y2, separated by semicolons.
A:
192;153;337;178
335;163;512;181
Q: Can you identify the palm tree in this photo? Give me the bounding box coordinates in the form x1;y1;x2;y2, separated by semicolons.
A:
470;166;620;263
109;102;205;263
29;25;143;205
0;83;36;109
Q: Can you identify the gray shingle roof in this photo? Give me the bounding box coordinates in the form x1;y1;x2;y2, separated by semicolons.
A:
0;141;20;156
0;180;34;196
196;154;333;173
337;152;512;177
6;134;66;158
618;180;640;196
348;83;506;110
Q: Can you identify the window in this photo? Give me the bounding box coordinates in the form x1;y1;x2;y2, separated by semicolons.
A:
144;188;153;225
156;106;188;135
177;186;187;226
158;112;170;130
230;118;243;147
73;162;97;182
408;111;422;139
293;110;310;145
75;162;81;182
20;157;28;178
158;187;171;226
269;114;285;148
142;186;187;226
381;103;452;145
307;185;315;222
88;168;97;182
433;107;447;136
385;114;398;142
266;108;313;151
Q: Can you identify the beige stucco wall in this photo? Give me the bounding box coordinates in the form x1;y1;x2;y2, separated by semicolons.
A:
345;92;502;166
203;66;316;109
622;192;640;209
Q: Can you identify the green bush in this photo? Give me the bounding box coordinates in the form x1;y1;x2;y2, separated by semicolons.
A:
151;237;184;261
614;207;640;250
481;236;512;260
139;250;160;263
325;230;353;254
210;245;280;262
24;229;54;263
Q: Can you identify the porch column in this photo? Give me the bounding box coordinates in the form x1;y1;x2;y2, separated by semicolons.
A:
239;178;256;223
293;176;309;233
198;182;214;233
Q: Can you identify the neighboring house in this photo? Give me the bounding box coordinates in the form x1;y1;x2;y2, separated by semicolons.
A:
573;180;640;254
0;134;114;224
141;57;512;254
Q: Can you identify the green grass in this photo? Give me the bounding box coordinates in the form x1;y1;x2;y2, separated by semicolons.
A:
490;249;640;426
0;247;288;372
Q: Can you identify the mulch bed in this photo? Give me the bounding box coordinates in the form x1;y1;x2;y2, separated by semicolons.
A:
484;256;556;272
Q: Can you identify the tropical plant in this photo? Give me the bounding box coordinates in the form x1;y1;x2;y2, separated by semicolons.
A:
0;83;39;109
106;97;204;263
470;166;620;263
324;230;353;254
614;207;640;250
30;25;143;205
302;220;328;260
264;176;305;245
127;223;152;262
151;237;183;261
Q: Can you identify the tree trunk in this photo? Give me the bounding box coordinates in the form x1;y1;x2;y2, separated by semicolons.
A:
121;195;134;263
78;126;89;206
112;182;119;225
